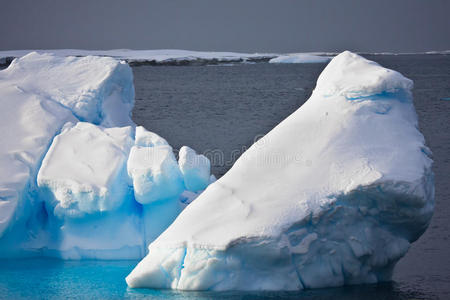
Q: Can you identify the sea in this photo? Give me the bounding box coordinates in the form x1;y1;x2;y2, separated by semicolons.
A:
0;54;449;299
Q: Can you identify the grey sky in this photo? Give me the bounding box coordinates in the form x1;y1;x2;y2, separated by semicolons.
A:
1;0;449;53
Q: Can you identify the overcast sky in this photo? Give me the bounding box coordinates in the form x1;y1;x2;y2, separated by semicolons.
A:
1;0;449;53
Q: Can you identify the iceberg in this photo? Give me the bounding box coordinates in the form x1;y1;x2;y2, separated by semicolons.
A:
0;52;211;259
126;51;434;291
0;52;138;257
269;54;331;64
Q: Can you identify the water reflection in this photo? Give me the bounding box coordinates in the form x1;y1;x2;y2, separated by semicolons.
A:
125;282;437;300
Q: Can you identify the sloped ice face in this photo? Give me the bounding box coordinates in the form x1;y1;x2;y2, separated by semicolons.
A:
126;51;434;291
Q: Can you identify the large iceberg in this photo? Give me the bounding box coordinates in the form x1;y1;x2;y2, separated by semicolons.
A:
126;51;434;291
0;52;211;259
0;52;135;257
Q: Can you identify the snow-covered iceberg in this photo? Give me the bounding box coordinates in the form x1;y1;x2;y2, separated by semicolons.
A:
126;51;434;291
269;53;331;64
0;52;135;256
0;52;211;259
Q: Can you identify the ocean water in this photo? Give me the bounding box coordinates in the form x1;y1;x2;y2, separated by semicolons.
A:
0;259;438;300
1;54;449;299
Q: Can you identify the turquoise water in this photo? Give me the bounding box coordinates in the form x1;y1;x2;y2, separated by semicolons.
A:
0;259;435;300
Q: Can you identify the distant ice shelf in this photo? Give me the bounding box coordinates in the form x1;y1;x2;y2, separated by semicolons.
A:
0;49;277;66
0;49;333;67
1;49;448;68
269;53;332;64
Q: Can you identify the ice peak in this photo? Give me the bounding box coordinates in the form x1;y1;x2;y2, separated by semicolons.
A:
315;51;413;99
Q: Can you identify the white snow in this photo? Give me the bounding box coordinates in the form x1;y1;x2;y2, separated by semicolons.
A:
126;51;434;291
269;54;331;64
0;52;134;124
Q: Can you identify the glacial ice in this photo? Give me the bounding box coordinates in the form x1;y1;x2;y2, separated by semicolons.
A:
0;52;211;259
269;53;331;64
126;51;434;291
127;126;184;205
38;122;134;218
178;146;211;192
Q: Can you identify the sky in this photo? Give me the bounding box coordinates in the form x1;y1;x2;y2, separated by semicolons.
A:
1;0;449;53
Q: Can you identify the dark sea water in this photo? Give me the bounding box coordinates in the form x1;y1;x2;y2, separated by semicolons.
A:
0;55;449;299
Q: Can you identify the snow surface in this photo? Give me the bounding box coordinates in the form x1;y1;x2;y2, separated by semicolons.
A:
269;54;331;64
0;52;134;124
0;52;211;259
126;51;434;291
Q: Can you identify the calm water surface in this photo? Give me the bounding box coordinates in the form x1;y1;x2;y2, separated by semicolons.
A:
1;54;449;299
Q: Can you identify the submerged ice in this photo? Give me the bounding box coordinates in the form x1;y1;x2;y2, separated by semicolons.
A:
0;52;211;259
126;51;434;291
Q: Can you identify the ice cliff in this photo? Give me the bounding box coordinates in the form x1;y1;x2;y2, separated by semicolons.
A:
126;51;434;290
0;52;211;259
